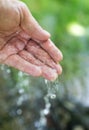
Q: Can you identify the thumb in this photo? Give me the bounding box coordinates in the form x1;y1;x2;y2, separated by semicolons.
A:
20;2;50;41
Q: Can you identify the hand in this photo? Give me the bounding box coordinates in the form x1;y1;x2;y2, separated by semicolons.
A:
0;0;63;81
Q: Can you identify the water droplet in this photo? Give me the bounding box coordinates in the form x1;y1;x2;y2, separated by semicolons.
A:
18;88;24;94
50;94;56;99
44;79;48;84
6;69;11;73
43;108;49;115
46;102;51;109
18;71;23;77
16;109;22;115
0;65;5;70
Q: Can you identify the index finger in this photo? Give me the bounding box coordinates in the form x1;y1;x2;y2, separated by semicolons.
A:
39;39;63;63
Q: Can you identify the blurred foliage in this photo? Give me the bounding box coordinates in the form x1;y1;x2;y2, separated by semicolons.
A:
22;0;89;79
0;0;89;130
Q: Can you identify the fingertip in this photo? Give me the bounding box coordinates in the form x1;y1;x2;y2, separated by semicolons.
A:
47;65;62;81
59;50;63;62
43;30;51;39
41;66;58;81
48;73;58;81
58;65;62;75
39;39;63;63
54;64;62;75
32;29;51;42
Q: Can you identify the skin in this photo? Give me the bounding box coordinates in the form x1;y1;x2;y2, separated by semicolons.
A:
0;0;63;81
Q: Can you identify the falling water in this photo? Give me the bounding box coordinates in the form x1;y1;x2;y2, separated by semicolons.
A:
44;79;58;99
35;79;59;130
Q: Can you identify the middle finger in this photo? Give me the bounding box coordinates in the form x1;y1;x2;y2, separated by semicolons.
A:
25;40;62;74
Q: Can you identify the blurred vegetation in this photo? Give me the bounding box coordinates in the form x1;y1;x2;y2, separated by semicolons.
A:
0;0;89;130
22;0;89;79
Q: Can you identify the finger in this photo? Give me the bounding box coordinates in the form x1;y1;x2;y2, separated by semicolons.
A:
19;50;62;75
41;66;58;81
25;40;62;74
18;50;58;81
20;2;50;41
18;31;31;40
4;54;42;77
18;50;43;66
26;40;52;64
39;39;63;63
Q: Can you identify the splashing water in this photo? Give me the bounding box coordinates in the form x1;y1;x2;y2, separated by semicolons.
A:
35;79;59;130
44;79;59;99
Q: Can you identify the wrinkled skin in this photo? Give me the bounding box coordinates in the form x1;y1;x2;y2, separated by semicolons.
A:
0;0;63;81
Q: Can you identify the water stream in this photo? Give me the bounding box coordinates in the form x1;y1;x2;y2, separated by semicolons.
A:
1;63;89;130
35;79;59;130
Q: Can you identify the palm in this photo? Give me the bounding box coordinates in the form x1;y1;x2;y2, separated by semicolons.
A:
0;0;62;81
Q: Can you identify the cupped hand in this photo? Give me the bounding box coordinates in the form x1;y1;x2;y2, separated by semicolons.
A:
0;0;63;81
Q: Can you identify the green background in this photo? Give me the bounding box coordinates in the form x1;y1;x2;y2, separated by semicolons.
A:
0;0;89;130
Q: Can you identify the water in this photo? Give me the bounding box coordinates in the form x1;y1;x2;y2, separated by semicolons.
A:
44;79;58;99
35;79;59;130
